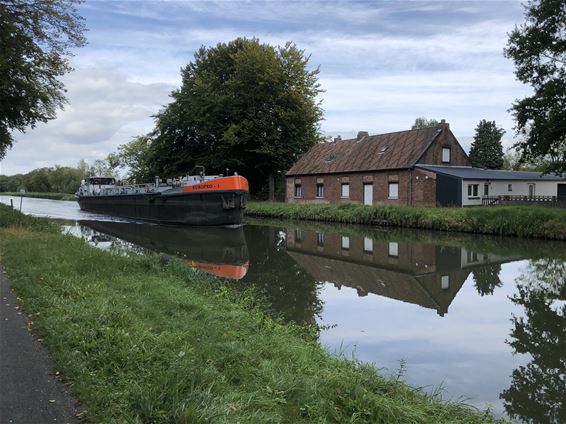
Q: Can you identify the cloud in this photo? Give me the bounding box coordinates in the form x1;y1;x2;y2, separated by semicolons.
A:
2;68;173;175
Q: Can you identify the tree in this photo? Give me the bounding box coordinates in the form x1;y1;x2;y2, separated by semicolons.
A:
148;38;323;198
468;120;505;169
472;263;502;296
0;0;86;159
108;135;153;183
411;117;439;129
505;0;566;174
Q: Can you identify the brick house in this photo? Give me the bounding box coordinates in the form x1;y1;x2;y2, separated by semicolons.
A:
286;120;470;207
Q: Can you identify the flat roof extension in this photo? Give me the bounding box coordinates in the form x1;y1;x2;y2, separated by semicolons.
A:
415;164;566;181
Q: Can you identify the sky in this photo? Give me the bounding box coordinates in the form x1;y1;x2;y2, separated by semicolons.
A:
1;0;529;176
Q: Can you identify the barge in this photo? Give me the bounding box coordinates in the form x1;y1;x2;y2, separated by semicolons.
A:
76;169;249;226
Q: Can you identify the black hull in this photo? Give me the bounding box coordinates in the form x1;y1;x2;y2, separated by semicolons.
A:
77;191;246;226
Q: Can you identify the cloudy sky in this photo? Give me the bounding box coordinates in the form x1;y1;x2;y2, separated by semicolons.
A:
2;0;529;175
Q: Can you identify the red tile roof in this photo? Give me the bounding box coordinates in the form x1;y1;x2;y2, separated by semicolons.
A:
287;126;443;176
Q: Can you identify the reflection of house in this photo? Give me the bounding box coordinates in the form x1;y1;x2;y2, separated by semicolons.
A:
287;229;522;316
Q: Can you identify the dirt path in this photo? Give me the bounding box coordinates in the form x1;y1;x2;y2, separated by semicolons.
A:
0;266;79;424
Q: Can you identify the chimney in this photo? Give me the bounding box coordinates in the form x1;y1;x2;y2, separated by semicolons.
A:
439;119;449;129
356;131;369;141
333;135;342;142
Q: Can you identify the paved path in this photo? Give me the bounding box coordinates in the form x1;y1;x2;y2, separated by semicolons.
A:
0;265;79;424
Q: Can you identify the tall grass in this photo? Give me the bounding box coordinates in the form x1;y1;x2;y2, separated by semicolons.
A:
0;205;504;423
245;201;566;240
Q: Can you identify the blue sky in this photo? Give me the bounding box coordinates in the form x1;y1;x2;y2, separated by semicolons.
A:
2;0;528;175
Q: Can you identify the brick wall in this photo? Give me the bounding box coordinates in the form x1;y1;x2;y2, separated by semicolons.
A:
419;124;470;166
287;168;437;207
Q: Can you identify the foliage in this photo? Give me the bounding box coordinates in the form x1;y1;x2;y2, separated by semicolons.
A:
148;38;323;195
0;0;86;159
0;159;116;194
245;201;566;240
411;117;439;129
472;264;503;296
107;134;153;182
505;0;566;174
469;120;505;169
0;210;502;423
501;258;566;423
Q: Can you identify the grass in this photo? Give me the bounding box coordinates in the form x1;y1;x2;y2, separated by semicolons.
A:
0;191;76;201
245;201;566;240
0;203;504;423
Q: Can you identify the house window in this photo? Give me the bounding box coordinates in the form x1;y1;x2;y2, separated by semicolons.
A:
388;242;398;257
341;183;350;198
467;184;479;198
442;147;451;163
341;236;350;250
316;183;324;198
294;229;302;242
508;184;513;192
316;232;324;246
441;275;450;290
294;184;302;198
484;184;489;196
388;182;399;199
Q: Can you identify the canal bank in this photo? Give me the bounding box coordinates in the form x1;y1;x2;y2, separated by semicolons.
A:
245;201;566;240
0;204;503;423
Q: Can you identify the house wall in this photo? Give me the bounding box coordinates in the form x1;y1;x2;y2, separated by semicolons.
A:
286;167;437;207
461;179;560;206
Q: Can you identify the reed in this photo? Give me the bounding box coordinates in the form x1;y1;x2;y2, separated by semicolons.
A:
245;201;566;240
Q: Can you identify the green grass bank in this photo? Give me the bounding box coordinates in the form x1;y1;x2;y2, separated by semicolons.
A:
0;204;503;423
0;191;76;201
245;201;566;240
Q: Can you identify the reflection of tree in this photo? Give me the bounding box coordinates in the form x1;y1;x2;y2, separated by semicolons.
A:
239;225;323;327
472;264;502;296
501;259;566;423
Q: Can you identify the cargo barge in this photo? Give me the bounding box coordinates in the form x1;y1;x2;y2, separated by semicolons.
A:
76;169;249;226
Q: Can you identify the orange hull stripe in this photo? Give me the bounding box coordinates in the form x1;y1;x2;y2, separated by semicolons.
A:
183;175;249;193
184;260;250;280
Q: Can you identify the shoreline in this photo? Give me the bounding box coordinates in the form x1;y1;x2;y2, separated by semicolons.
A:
245;201;566;241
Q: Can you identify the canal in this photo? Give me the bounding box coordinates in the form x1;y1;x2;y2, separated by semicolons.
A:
1;195;564;422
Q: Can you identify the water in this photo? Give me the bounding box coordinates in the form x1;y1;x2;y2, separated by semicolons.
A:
2;196;565;422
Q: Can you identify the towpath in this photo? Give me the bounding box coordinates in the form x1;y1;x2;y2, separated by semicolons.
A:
0;265;79;423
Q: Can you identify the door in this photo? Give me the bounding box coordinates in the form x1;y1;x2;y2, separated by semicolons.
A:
363;183;373;206
558;184;566;200
528;183;535;197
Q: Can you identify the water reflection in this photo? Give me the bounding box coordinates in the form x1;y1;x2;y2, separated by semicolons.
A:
285;227;524;316
501;259;566;423
71;220;250;279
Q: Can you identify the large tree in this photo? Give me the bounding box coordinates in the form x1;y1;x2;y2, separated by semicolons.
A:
148;38;323;198
505;0;566;174
468;120;505;169
0;0;86;159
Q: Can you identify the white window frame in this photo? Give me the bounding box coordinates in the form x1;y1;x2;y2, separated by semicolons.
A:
316;183;324;198
388;242;399;257
341;236;350;250
388;182;399;199
442;147;451;163
340;183;350;198
467;184;479;198
363;237;373;253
